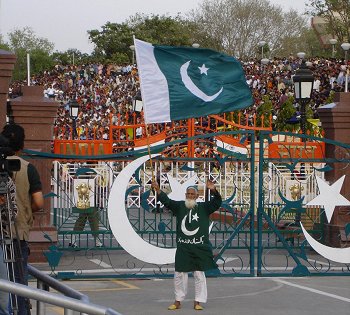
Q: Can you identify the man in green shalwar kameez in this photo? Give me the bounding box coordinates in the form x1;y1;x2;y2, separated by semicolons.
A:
151;180;222;311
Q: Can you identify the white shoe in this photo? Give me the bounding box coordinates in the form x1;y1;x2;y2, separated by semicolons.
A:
95;239;103;247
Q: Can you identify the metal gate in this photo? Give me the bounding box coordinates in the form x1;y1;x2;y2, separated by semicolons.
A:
44;130;350;278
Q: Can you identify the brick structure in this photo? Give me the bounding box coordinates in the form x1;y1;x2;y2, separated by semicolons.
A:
10;86;59;262
0;50;16;127
318;92;350;246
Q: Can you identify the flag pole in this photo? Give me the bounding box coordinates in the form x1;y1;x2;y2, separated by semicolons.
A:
144;123;155;181
133;35;155;182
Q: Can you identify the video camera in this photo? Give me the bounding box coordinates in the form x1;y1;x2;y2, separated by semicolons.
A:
0;134;20;174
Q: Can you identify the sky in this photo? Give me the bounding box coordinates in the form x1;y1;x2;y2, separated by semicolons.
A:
0;0;309;54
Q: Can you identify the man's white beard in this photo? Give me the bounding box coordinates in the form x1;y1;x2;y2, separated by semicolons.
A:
185;199;197;209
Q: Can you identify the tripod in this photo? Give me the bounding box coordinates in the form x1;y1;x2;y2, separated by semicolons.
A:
0;171;18;315
0;171;29;315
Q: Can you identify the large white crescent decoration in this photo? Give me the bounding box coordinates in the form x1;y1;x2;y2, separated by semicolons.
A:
108;154;176;265
180;61;223;102
300;223;350;264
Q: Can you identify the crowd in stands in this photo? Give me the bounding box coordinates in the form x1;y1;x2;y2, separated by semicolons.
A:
8;55;349;145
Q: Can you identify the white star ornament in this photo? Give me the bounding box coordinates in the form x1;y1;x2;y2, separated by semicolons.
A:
306;175;350;223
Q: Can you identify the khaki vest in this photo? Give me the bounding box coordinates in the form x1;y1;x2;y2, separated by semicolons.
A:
8;156;32;240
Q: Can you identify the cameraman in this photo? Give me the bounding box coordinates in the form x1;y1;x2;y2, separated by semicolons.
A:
1;123;44;315
0;135;18;315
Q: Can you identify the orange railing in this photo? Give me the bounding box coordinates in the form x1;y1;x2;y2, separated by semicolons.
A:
53;112;274;158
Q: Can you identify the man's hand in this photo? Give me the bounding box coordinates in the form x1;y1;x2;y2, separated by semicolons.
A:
206;180;216;192
151;181;160;193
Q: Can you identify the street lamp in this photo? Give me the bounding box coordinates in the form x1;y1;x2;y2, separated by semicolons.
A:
133;90;143;112
341;42;350;92
329;38;337;58
130;45;135;64
70;99;80;139
258;40;266;59
297;51;306;60
70;99;79;119
261;58;269;74
293;54;314;141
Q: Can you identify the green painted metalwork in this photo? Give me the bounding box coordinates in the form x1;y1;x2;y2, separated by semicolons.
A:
27;129;350;278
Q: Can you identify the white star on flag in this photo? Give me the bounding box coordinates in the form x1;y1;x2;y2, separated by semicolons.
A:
167;174;198;201
198;64;209;75
192;213;199;221
306;175;350;223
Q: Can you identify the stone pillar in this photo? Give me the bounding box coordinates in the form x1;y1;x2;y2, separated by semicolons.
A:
10;86;58;262
0;50;16;127
318;92;350;246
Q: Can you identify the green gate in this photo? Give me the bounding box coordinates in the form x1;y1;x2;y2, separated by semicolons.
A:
39;130;350;278
257;130;350;276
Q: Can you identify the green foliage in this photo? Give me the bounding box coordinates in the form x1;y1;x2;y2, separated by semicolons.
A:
12;48;54;81
108;52;130;64
274;96;297;132
88;22;134;60
0;42;10;51
323;90;335;104
0;34;10;50
306;0;350;43
88;14;193;61
4;27;54;81
129;14;192;46
8;27;54;53
256;96;272;127
51;49;86;66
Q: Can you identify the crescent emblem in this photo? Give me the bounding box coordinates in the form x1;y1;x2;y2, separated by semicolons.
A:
107;154;176;265
180;60;223;102
181;214;200;236
301;222;350;264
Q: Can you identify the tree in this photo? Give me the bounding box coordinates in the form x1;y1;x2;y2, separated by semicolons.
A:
257;96;273;128
274;96;297;132
128;13;192;46
51;49;87;66
190;0;308;59
8;27;54;53
88;22;134;60
88;14;193;62
6;27;54;80
306;0;350;42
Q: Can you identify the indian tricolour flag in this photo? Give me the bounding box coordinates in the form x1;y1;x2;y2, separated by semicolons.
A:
134;38;253;124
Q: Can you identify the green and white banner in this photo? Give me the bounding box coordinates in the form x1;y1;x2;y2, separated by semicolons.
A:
134;38;253;124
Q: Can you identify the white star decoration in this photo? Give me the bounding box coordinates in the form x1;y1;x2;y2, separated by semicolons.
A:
198;64;209;75
306;175;350;223
192;213;199;221
166;174;199;201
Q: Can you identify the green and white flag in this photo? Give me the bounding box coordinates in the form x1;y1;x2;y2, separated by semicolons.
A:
134;38;253;124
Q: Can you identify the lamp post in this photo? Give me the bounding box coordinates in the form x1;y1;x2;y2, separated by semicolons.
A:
293;54;314;141
329;38;337;58
341;42;350;92
258;40;266;59
69;99;80;139
130;45;135;65
261;58;269;74
133;90;143;112
297;51;306;60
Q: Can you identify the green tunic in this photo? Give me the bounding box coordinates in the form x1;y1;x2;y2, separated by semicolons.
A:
158;190;222;272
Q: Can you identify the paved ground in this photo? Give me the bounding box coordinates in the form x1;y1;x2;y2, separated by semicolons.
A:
28;275;350;315
25;248;350;315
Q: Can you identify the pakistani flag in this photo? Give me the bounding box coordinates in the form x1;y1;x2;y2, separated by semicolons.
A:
134;38;253;124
